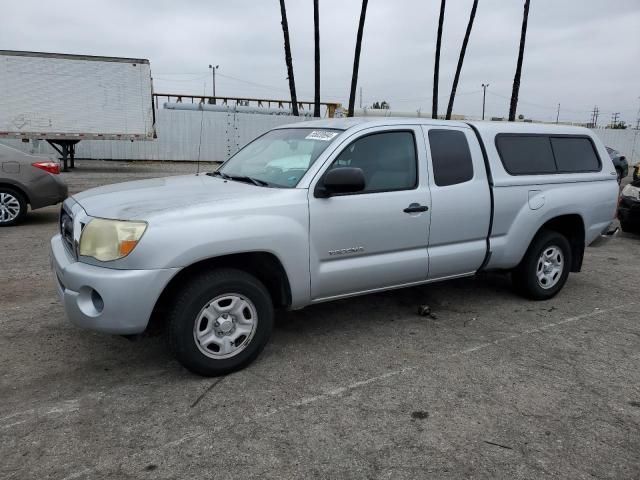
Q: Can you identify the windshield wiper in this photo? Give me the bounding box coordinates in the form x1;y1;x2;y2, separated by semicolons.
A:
208;170;270;187
208;170;231;180
228;175;270;187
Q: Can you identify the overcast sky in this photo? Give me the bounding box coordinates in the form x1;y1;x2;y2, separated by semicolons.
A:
2;0;639;123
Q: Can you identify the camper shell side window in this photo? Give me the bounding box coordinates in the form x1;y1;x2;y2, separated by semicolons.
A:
495;133;602;175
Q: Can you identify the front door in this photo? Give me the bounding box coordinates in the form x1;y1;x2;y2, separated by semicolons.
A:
308;126;431;301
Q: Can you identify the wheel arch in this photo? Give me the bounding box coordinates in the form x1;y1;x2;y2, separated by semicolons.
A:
0;181;30;205
532;214;585;272
148;251;292;332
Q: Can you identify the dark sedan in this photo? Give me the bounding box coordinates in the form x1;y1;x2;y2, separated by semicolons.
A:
618;180;640;234
0;143;67;226
606;146;628;184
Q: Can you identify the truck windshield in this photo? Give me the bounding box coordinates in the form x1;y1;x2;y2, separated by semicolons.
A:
217;128;341;188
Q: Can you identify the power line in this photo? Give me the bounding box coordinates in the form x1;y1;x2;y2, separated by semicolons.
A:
155;71;636;121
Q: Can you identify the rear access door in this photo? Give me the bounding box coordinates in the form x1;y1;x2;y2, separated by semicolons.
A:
421;126;491;279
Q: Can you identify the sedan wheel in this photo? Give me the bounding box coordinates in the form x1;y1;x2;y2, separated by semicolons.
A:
0;189;26;226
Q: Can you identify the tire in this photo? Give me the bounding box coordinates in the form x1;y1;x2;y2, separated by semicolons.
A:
0;187;27;227
168;268;274;376
512;230;572;300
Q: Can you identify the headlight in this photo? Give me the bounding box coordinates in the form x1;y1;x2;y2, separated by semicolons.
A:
79;218;147;261
621;184;640;200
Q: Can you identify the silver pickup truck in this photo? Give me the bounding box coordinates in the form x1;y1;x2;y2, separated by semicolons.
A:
50;118;618;376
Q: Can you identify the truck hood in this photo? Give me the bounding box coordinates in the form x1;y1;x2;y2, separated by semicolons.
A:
72;174;291;220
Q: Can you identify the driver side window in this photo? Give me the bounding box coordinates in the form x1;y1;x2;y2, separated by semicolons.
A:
329;131;417;193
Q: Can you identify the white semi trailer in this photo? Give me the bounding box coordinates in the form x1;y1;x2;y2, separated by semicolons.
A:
0;50;155;170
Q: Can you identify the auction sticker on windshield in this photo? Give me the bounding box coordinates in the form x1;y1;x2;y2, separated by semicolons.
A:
305;130;339;141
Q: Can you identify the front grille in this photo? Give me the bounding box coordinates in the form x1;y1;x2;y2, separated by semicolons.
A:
60;204;74;255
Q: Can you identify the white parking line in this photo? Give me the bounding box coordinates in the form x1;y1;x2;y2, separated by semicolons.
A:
33;303;640;479
0;399;79;429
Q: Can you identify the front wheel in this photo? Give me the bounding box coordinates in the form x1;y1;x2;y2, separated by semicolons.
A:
168;269;274;376
512;230;572;300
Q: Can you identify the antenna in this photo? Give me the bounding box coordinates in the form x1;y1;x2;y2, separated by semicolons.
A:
196;101;205;174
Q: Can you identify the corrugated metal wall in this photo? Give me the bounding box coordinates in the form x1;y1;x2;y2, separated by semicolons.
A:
589;128;640;164
2;109;639;164
2;108;307;162
75;109;308;162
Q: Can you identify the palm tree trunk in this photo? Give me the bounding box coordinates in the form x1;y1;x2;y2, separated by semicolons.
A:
348;0;369;117
446;0;478;120
509;0;530;121
279;0;298;116
432;0;446;119
313;0;321;117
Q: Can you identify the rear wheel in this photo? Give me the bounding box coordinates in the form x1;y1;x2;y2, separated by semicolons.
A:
168;268;274;376
0;187;27;226
512;230;571;300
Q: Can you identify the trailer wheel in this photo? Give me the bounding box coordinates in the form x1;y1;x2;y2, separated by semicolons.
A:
512;230;571;300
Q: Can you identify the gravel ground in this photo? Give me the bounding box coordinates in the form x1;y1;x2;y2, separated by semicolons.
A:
1;160;639;479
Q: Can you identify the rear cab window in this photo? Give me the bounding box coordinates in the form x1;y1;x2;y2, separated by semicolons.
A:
428;129;474;186
495;134;601;175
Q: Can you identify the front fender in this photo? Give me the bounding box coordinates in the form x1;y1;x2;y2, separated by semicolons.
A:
117;194;311;307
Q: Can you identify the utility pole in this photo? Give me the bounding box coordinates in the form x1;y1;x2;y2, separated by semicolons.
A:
589;106;599;128
556;103;560;124
611;112;620;128
359;87;362;109
208;64;219;104
481;83;489;120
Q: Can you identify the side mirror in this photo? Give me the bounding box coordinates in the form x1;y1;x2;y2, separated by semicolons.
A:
620;155;626;162
316;167;365;197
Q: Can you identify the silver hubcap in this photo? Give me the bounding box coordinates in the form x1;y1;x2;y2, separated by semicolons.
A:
193;294;258;359
0;192;20;223
536;246;564;289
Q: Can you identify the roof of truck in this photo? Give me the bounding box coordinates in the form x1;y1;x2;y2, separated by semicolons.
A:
467;120;593;136
277;117;470;130
277;117;594;136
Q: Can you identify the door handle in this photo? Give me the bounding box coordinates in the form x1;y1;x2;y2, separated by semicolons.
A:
403;203;429;213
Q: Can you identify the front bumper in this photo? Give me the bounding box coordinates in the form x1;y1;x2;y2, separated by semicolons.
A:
50;234;179;334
